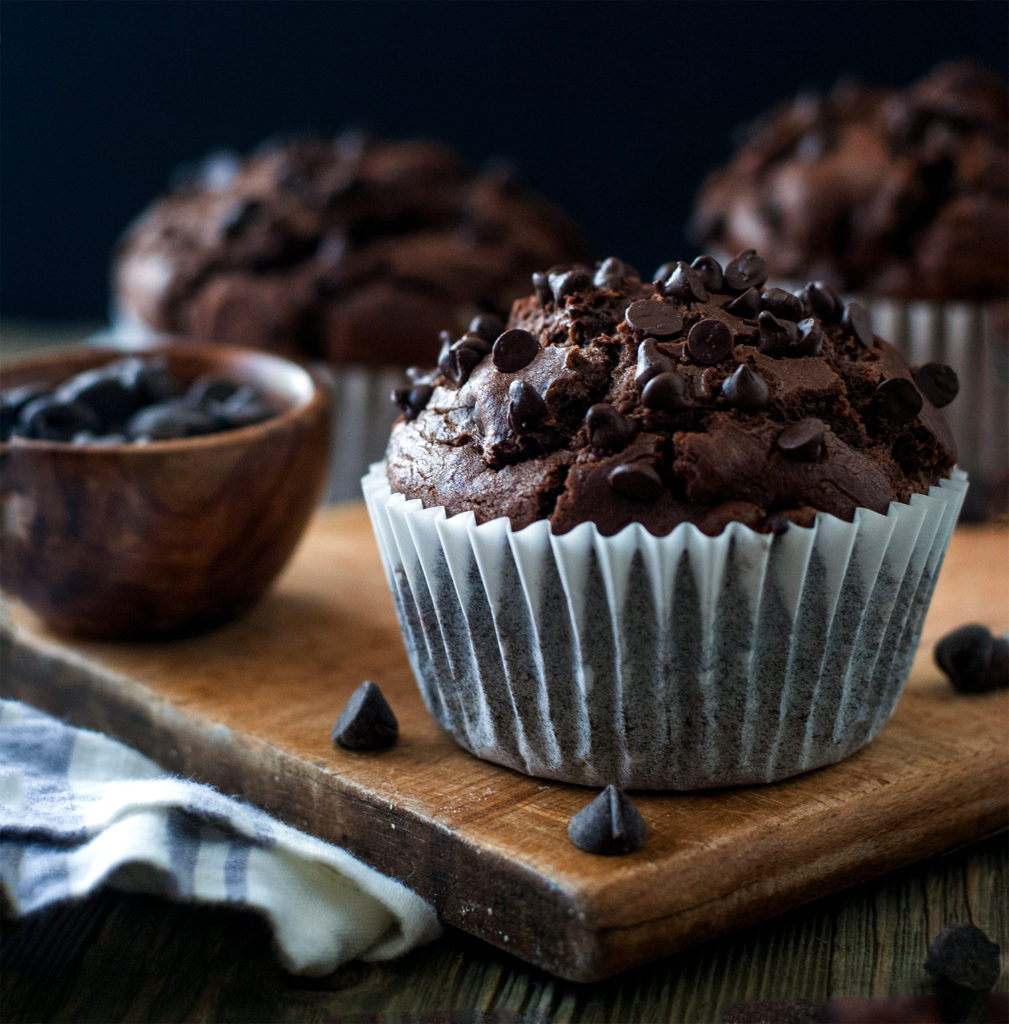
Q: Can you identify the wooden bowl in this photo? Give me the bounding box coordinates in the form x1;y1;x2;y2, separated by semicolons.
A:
1;343;331;638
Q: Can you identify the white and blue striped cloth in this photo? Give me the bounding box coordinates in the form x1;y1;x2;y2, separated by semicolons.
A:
0;699;440;975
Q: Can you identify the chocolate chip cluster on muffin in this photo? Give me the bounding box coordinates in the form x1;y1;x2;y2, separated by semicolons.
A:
691;61;1008;301
113;132;590;366
386;251;958;536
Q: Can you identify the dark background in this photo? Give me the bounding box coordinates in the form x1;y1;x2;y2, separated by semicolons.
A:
2;0;1007;321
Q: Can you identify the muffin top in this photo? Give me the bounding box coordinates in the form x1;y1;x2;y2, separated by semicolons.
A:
385;252;958;536
691;61;1008;301
112;133;589;367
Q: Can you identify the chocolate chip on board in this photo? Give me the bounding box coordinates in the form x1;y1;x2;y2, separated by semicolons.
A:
568;785;648;855
332;680;399;751
492;329;539;373
924;924;1002;993
934;624;1009;693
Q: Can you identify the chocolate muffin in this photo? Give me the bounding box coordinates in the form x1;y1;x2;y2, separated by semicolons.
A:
112;132;590;366
691;61;1008;301
385;252;957;536
366;252;967;789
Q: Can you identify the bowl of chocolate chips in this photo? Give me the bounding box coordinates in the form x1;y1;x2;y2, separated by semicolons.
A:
0;342;330;637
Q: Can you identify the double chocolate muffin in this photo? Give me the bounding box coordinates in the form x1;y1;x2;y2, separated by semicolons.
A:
691;61;1008;301
112;132;590;366
386;252;958;536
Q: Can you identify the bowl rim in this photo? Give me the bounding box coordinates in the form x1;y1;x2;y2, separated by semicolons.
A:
0;340;329;454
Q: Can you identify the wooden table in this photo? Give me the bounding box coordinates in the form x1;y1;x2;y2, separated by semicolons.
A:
2;324;1007;1022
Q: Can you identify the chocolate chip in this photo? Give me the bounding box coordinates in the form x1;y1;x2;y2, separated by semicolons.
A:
843;301;874;347
220;197;262;239
794;318;824;357
392;383;433;421
625;299;683;339
722;364;769;412
691;255;725;293
723;249;768;293
405;365;437;386
725;287;763;319
777;418;826;460
189;376;242;406
16;397;102;441
913;363;959;408
532;272;552;307
757;310;799;358
760;288;804;322
687;319;734;365
507;379;548;433
934;624;1009;693
55;371;143;432
469;313;506;344
662;261;709;303
871;377;923;425
332;680;399;751
593;257;638;288
925;924;1001;993
803;281;844;322
206;386;274;429
567;785;648;855
492;329;538;373
586;404;636;450
607;461;663;502
125;401;218;440
441;334;492;386
652;261;676;284
635;338;677;387
642;371;694;412
549;267;591;304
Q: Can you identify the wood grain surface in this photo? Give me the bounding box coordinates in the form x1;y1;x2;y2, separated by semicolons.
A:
2;506;1007;984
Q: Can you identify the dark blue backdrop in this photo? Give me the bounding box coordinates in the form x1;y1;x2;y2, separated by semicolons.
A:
3;0;1007;319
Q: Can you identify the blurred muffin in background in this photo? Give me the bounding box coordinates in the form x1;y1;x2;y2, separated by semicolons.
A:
112;131;591;499
691;62;1008;517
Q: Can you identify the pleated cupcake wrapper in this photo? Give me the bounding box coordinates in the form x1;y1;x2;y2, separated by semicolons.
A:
364;464;967;790
95;321;401;504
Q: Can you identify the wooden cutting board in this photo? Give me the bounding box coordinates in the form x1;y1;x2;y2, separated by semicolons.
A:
2;505;1007;982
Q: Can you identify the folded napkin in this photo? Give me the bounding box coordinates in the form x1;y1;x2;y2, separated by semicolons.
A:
0;699;441;975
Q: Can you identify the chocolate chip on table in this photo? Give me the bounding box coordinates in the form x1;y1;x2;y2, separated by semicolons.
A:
661;261;709;303
777;418;826;460
568;785;648;855
871;377;923;425
507;379;548;433
642;371;694;412
586;404;635;450
842;301;874;347
492;329;539;373
469;312;506;344
15;397;102;441
635;338;677;386
757;310;799;358
722;364;769;411
725;287;763;319
687;319;734;365
593;256;638;288
913;363;960;407
761;288;804;322
690;254;725;293
925;924;1001;993
723;249;768;293
802;280;844;322
934;624;1009;693
607;461;663;502
625;299;683;339
332;680;399;751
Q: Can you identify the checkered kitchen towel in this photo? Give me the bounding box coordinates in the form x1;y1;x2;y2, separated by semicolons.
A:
0;700;441;975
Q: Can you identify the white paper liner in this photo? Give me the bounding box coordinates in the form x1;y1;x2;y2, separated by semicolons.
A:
364;463;968;790
93;321;401;504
